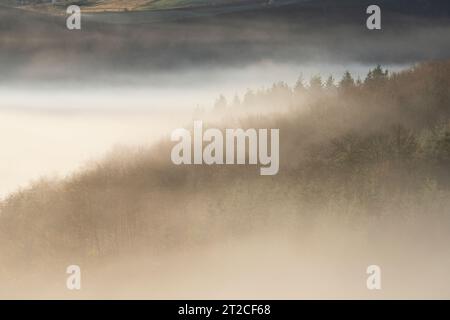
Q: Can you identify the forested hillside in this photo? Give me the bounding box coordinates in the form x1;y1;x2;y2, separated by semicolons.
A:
1;61;449;279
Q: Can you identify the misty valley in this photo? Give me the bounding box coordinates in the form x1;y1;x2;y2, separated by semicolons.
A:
0;0;450;300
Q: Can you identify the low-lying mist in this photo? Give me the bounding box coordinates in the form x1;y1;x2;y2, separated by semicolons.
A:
0;60;407;197
1;61;449;298
2;2;450;85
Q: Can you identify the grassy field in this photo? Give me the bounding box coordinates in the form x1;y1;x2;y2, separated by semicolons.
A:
1;0;272;14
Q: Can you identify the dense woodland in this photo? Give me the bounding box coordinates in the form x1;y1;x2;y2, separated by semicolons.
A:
1;60;449;276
